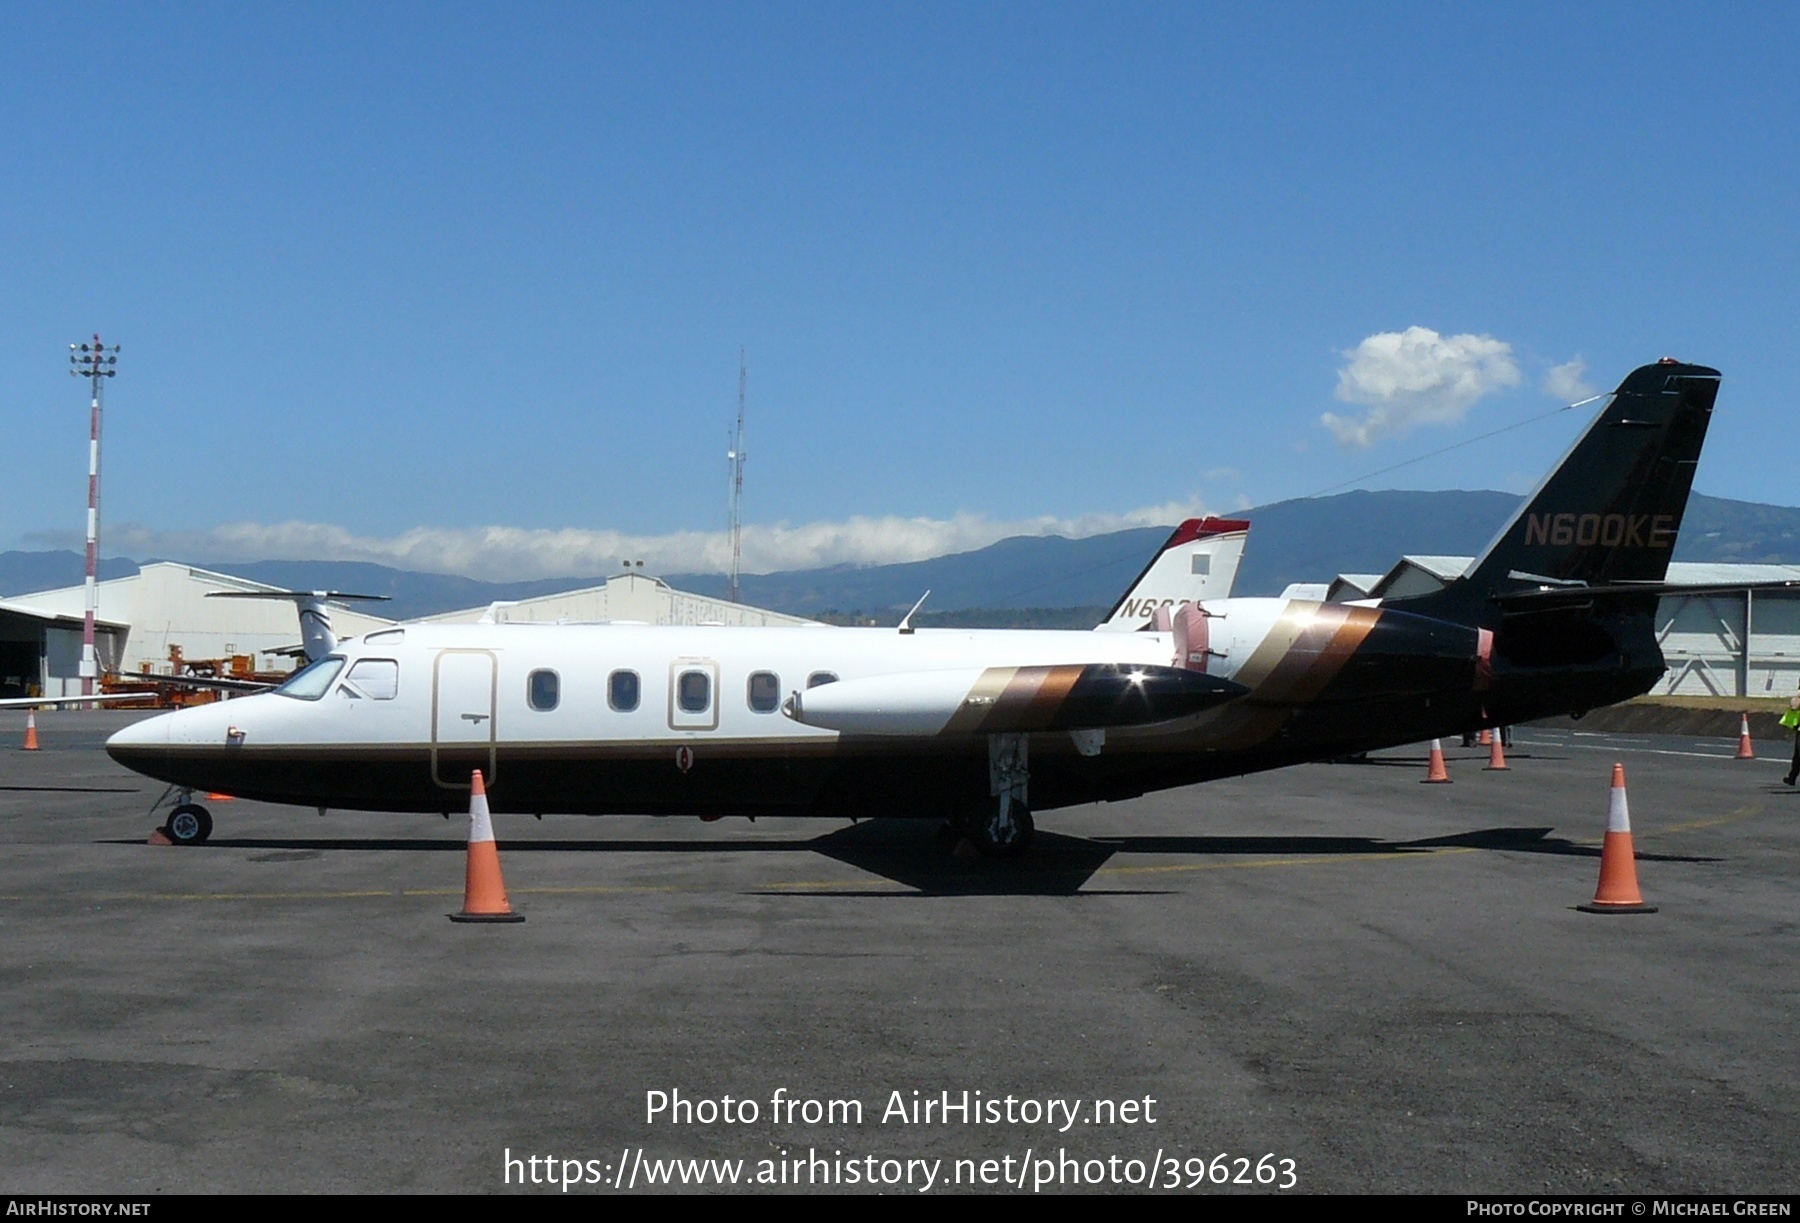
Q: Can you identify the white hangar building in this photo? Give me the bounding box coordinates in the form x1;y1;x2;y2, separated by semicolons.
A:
0;566;811;699
0;598;131;700
412;571;816;628
1330;556;1800;698
0;563;399;697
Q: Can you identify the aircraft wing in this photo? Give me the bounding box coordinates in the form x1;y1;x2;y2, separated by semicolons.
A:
0;692;157;709
205;590;391;603
109;672;276;695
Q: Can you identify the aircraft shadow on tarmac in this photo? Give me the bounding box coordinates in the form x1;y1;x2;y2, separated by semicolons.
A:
1326;752;1555;767
98;818;1721;897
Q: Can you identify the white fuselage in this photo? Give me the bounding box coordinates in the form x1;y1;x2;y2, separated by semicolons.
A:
105;598;1480;818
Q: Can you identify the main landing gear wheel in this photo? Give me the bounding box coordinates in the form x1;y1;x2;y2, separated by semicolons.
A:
964;795;1035;859
164;804;213;846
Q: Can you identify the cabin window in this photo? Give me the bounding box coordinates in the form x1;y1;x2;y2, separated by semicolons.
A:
345;658;399;700
609;669;640;712
275;656;344;701
528;669;560;711
747;670;780;713
677;669;712;713
806;671;839;689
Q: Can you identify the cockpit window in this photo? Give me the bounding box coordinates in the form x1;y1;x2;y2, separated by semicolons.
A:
344;658;399;700
275;656;345;701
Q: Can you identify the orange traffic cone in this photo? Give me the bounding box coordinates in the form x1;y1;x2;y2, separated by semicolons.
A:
448;770;524;923
1478;727;1492;747
1736;714;1755;760
1578;763;1657;914
1485;731;1509;771
22;710;39;751
1422;739;1451;783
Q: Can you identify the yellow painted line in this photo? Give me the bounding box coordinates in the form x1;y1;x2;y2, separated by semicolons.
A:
2;883;680;904
86;889;402;902
758;879;909;891
1568;801;1764;846
507;885;678;897
1095;846;1476;877
1644;802;1762;837
0;844;1499;904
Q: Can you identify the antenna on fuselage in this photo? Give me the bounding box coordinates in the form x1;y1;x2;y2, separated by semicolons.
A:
727;349;747;605
897;590;931;635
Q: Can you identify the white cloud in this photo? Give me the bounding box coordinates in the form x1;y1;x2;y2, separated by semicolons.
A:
1321;326;1520;448
32;498;1213;583
1543;358;1595;403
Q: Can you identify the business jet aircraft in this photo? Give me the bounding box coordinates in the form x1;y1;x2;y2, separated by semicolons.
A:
107;360;1721;855
103;516;1250;848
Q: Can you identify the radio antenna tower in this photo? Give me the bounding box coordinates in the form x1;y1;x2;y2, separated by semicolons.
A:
69;335;118;702
727;349;748;605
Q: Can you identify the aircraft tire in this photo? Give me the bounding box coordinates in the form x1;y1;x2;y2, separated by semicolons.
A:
165;804;213;846
966;797;1034;860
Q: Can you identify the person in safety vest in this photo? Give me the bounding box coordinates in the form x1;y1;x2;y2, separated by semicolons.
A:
1782;689;1800;786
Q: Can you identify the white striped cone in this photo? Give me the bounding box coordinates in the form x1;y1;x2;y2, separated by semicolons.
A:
1579;762;1656;913
449;770;524;923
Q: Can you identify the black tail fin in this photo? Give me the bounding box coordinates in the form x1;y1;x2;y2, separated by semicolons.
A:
1398;359;1719;620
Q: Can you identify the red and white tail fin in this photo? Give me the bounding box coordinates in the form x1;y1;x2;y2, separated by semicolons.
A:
1094;517;1250;632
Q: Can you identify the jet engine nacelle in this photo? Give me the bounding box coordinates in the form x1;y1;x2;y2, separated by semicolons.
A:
781;662;1247;737
1317;607;1484;701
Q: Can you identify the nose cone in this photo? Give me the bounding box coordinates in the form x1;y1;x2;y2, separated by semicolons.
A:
106;711;171;771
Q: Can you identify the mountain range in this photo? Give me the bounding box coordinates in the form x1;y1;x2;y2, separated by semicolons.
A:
4;490;1798;624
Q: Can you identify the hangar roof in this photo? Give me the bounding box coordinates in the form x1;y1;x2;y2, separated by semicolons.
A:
414;571;816;628
0;599;130;630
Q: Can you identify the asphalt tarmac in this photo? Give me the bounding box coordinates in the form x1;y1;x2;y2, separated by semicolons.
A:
2;711;1795;1195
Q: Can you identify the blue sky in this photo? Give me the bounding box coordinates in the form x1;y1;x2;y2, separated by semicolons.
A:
3;3;1796;580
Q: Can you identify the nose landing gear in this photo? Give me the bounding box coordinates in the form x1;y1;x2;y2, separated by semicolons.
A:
165;803;214;845
149;785;214;845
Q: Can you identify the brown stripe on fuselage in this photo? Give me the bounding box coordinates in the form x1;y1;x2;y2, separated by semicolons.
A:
1138;602;1380;753
1249;603;1381;705
1227;600;1327;691
1002;663;1085;732
937;663;1087;736
940;666;1019;736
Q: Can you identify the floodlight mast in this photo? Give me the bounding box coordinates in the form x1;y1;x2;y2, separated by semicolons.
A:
69;335;118;703
727;349;747;605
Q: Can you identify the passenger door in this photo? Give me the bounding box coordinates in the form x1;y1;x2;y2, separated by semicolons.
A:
432;649;497;789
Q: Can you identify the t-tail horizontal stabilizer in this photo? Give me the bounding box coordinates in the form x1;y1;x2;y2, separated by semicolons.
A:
1393;359;1720;624
205;590;392;662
